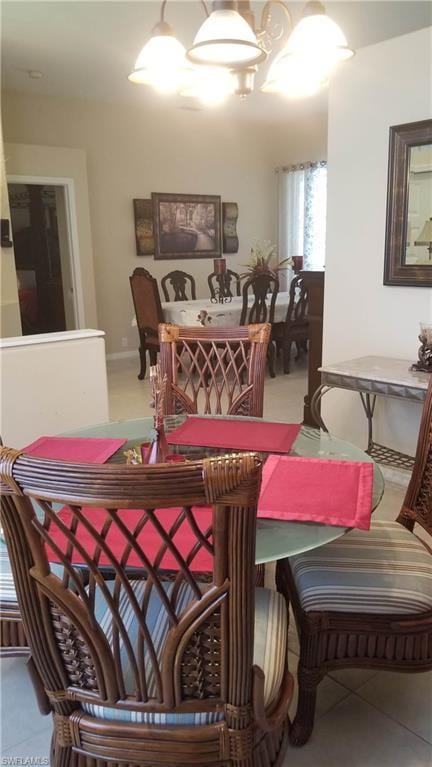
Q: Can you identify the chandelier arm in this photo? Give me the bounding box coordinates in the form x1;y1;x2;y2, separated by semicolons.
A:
160;0;209;24
259;0;293;37
200;0;210;18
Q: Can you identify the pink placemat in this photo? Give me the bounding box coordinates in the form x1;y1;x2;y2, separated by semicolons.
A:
23;436;127;464
258;455;374;530
167;418;301;454
47;506;214;572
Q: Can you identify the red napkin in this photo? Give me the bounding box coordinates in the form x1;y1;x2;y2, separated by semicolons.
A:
23;436;127;464
258;455;374;530
167;418;301;454
47;506;214;572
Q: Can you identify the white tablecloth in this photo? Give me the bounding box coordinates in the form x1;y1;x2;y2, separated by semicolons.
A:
160;292;290;327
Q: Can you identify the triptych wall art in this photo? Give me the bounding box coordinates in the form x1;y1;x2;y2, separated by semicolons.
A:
133;194;239;259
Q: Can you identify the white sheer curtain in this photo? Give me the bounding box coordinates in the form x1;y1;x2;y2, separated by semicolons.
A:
277;161;327;289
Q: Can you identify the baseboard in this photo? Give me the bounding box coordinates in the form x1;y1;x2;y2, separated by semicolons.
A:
106;350;136;361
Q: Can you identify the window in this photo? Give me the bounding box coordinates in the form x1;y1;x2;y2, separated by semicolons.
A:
277;161;327;277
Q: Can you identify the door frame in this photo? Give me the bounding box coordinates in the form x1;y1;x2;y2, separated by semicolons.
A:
7;174;85;328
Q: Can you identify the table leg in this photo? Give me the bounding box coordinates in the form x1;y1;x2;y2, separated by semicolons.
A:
359;392;377;453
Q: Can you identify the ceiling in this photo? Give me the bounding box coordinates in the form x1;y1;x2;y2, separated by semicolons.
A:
2;1;431;124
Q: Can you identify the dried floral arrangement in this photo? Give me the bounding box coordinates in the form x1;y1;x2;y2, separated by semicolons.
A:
124;363;169;464
241;240;293;280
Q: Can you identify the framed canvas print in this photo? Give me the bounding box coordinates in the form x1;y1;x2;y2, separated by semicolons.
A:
133;199;154;256
152;193;221;260
222;202;239;253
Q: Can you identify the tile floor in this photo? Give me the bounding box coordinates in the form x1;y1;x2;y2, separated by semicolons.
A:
1;355;431;765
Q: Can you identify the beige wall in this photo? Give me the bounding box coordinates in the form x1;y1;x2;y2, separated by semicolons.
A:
4;141;98;330
2;89;327;355
323;27;432;455
0;124;21;337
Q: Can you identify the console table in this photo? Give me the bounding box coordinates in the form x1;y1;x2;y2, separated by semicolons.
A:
311;355;430;470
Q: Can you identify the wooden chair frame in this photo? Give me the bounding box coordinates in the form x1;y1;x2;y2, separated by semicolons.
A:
161;271;197;302
240;275;279;379
130;268;164;380
159;323;271;418
208;270;241;299
0;598;28;657
0;449;292;767
272;274;309;375
278;377;432;746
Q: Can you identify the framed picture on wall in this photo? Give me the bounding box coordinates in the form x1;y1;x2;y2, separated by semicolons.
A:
152;192;221;260
133;198;154;256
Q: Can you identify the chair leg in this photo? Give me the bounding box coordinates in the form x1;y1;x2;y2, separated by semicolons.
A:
26;656;51;715
149;348;158;366
295;341;307;361
268;341;276;378
283;341;291;374
290;665;321;746
138;345;146;380
51;735;76;767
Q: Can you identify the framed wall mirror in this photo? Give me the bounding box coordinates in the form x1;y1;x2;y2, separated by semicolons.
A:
384;119;432;287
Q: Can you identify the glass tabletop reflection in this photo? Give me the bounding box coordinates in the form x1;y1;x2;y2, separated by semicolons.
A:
64;415;384;564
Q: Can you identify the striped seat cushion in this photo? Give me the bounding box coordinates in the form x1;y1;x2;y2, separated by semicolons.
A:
290;520;432;615
0;541;17;603
82;581;287;725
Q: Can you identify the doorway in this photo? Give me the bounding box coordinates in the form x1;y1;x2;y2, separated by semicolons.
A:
8;181;78;335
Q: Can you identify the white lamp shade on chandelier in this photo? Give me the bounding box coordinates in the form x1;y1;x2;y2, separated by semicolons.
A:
128;1;354;103
180;65;236;105
128;25;187;93
187;9;265;68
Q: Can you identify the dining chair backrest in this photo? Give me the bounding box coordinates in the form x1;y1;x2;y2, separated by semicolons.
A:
130;267;164;340
284;274;309;327
208;270;241;299
397;376;432;536
159;322;270;417
240;273;279;326
0;447;262;755
161;270;197;302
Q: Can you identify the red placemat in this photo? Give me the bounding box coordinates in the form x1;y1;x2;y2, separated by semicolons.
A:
23;436;127;464
258;455;374;530
47;506;214;572
167;418;301;454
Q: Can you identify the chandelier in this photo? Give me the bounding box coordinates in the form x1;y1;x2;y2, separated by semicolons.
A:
128;0;354;105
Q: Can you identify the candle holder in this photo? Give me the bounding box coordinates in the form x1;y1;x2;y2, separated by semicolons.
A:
211;258;232;304
210;275;233;304
145;364;169;463
411;322;432;373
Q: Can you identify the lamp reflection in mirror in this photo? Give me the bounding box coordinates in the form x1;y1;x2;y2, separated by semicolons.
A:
415;217;432;261
128;0;353;103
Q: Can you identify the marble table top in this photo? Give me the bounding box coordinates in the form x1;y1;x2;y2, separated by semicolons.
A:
319;356;430;401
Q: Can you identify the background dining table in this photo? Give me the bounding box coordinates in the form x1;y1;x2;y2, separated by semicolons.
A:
132;291;291;328
63;415;385;563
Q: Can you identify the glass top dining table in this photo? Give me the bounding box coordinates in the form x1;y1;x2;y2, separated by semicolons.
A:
64;415;384;565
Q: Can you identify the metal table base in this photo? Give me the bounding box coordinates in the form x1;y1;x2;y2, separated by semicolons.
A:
311;357;430;471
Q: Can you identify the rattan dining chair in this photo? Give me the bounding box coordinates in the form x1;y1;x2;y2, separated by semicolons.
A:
277;377;432;746
0;546;28;657
130;267;164;380
0;448;293;767
0;428;28;658
159;322;271;418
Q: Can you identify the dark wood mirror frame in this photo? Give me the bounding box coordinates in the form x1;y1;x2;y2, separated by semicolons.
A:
383;119;432;288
